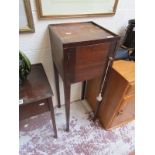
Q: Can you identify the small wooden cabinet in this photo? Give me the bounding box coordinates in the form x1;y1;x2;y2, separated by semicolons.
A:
48;22;120;131
86;60;135;130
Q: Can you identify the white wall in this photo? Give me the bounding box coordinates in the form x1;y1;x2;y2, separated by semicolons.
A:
19;0;135;106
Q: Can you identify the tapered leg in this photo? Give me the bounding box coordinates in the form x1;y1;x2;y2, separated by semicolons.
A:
48;97;58;138
64;81;71;132
81;81;87;100
93;100;101;120
53;63;61;108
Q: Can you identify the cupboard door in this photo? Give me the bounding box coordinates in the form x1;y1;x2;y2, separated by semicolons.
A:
111;95;135;128
74;42;111;82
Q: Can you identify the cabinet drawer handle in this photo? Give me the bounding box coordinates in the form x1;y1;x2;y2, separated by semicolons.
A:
38;103;45;106
117;110;123;116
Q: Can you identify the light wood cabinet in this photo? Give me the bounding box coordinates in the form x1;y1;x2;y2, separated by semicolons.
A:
86;60;135;130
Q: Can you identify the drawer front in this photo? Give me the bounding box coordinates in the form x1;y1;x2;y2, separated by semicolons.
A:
125;82;135;96
69;42;111;82
111;95;135;128
19;99;49;121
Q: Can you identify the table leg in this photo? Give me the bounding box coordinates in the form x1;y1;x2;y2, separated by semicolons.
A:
64;81;71;132
48;97;58;138
53;63;61;108
81;80;87;100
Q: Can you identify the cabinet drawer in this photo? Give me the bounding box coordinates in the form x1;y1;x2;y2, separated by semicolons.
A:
125;83;135;96
19;99;49;121
111;95;135;128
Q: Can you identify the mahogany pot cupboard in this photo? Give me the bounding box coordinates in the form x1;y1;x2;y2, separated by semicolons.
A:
48;22;120;131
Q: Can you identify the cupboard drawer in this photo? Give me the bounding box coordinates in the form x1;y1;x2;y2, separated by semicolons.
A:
111;95;135;128
19;99;49;121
